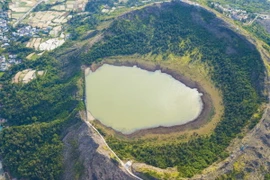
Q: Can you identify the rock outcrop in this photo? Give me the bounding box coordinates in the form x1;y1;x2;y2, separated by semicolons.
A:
62;121;135;180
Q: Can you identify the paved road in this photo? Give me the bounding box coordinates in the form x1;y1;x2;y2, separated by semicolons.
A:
13;0;44;27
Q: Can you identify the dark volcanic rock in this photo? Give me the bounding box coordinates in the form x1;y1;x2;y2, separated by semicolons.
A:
62;121;135;180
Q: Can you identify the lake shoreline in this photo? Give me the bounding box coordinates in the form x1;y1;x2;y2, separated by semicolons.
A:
89;59;213;138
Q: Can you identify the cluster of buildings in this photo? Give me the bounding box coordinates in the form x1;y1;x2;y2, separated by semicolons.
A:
0;11;38;72
0;9;26;70
13;25;39;38
0;12;10;48
258;14;270;20
0;54;22;71
210;2;251;22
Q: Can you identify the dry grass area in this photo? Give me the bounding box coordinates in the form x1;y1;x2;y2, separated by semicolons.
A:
39;38;65;51
10;12;25;19
58;0;88;11
26;38;42;49
26;37;65;51
9;0;87;20
50;0;88;11
24;10;69;51
27;11;68;28
133;162;180;180
9;0;37;13
8;0;37;20
12;69;45;83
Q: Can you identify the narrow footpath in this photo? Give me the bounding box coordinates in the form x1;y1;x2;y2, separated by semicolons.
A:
81;110;143;180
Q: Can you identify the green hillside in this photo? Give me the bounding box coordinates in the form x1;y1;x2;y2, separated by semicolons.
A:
83;2;266;177
0;45;83;179
0;1;267;179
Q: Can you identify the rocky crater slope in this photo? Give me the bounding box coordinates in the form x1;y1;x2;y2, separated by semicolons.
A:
191;106;270;180
62;121;135;180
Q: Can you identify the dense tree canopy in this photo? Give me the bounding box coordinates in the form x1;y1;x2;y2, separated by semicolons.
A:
0;47;82;179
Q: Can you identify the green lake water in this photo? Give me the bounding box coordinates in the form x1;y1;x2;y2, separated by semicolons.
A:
85;64;203;134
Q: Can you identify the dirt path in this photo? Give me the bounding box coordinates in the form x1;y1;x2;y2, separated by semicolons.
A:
79;110;143;180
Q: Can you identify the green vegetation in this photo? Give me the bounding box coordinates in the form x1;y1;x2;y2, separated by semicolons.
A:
0;44;82;179
85;0;117;14
216;166;270;180
67;14;99;40
0;54;78;126
83;2;266;177
244;22;270;46
5;43;34;60
0;122;64;179
0;72;4;78
0;1;267;179
0;0;10;11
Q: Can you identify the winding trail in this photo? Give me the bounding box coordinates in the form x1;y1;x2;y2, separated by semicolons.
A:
83;113;143;180
83;67;142;180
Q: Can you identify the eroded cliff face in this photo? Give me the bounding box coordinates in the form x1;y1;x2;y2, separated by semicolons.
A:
62;121;135;180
